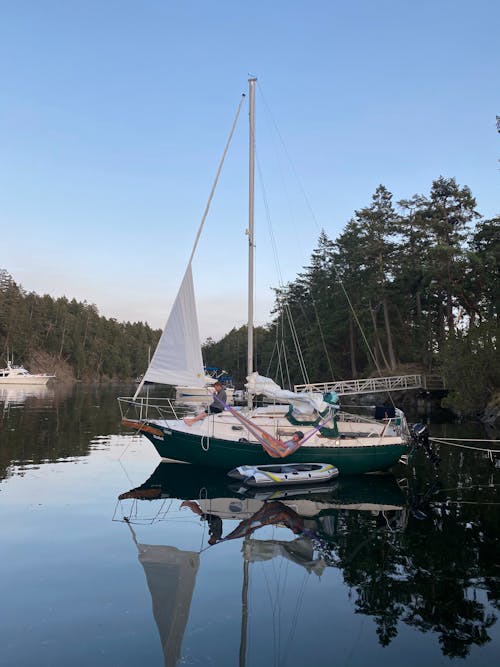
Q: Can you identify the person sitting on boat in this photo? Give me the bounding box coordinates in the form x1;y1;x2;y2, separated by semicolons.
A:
288;431;304;447
184;380;227;426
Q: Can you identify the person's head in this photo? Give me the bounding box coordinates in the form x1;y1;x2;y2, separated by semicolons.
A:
214;381;223;390
293;431;304;442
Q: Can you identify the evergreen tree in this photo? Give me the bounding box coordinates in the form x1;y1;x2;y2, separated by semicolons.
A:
424;177;480;347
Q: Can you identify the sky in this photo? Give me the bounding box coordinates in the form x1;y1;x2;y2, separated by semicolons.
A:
1;1;498;341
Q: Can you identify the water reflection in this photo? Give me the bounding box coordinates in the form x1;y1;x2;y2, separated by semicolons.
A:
0;383;134;480
1;386;498;665
116;462;499;664
116;466;408;665
0;384;51;408
125;521;200;667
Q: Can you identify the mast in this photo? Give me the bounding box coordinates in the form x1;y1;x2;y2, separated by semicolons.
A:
247;77;256;408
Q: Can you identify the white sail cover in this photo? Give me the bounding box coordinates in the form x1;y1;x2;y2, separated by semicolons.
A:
140;265;205;389
245;372;331;415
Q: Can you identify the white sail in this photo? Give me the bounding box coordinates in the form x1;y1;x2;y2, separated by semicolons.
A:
140;265;205;390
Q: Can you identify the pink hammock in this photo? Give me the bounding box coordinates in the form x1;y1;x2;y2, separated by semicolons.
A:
213;394;332;458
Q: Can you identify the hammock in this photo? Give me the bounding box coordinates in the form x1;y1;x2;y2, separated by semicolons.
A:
213;395;333;458
222;501;305;540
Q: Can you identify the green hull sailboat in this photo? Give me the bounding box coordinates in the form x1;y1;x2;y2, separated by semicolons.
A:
121;416;408;474
119;78;411;474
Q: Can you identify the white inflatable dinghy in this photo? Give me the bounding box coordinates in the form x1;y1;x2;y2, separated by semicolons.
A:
227;462;339;487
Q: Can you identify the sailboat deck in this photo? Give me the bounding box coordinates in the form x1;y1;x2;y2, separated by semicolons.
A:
148;410;405;449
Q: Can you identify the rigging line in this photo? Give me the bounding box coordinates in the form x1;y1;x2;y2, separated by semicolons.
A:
285;304;310;384
258;76;363;374
310;295;336;379
285;568;309;664
430;482;500;494
153;497;171;524
284;347;292;388
255;150;309;384
277;290;311;384
116;457;136;487
430;438;500;453
272;561;286;667
257;81;390;397
431;500;500;507
267;332;283;386
431;437;500;443
267;316;285;386
326;233;402;409
256;97;382;381
275;345;285;388
133;95;244;401
262;549;289;667
117;436;133;461
267;339;278;374
382;511;395;533
255;148;284;286
279;338;293;390
257;81;321;236
255;138;334;383
277;342;288;389
259;86;301;240
333;262;396;404
254;115;315;386
188;93;245;268
198;513;207;553
270;311;282;384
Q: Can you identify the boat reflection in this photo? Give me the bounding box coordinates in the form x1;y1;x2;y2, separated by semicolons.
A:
125;521;200;667
0;384;51;408
117;464;408;666
118;461;406;510
117;462;499;663
118;462;408;546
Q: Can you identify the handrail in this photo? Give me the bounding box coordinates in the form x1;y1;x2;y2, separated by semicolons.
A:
295;374;424;396
118;396;191;421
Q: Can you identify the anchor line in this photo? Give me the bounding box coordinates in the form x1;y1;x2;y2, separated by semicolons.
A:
430;437;500;456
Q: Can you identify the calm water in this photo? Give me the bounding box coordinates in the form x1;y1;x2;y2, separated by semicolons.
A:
0;384;499;667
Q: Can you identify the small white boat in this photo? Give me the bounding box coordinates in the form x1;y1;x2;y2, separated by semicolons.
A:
227;462;339;488
0;360;55;386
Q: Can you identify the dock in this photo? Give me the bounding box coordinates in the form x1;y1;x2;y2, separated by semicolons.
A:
294;374;446;397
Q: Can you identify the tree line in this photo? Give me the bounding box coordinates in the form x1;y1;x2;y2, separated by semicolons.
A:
1;176;498;413
0;270;160;381
204;177;499;414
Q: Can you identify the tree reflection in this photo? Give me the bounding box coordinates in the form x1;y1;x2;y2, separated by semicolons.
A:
329;479;499;657
116;454;500;659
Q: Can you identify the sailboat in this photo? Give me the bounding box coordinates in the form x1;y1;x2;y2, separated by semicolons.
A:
118;78;411;474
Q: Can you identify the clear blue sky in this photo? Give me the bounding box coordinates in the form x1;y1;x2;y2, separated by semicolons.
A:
1;1;498;340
